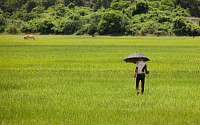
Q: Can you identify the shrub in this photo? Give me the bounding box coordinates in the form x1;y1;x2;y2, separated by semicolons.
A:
173;17;200;36
11;10;36;21
185;21;200;36
53;19;77;34
110;0;131;10
87;23;98;36
125;23;142;36
21;23;33;33
68;3;75;9
76;24;90;35
171;6;190;17
0;15;7;33
139;21;158;35
98;11;125;35
160;0;176;11
38;20;54;34
148;1;160;9
173;17;187;35
154;31;168;36
31;6;45;14
133;1;149;15
125;4;136;18
5;25;18;34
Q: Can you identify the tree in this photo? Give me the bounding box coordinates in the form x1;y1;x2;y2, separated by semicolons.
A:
42;0;57;9
31;6;45;14
5;24;18;34
185;21;200;36
110;0;131;10
176;0;200;17
134;1;149;15
63;0;84;6
63;0;74;6
98;11;125;34
4;0;19;13
11;8;36;22
91;0;112;11
37;20;54;34
0;14;7;33
173;17;186;35
87;12;102;35
68;3;75;9
160;0;176;11
171;5;190;17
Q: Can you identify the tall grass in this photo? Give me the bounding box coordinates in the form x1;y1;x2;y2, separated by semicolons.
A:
0;35;199;124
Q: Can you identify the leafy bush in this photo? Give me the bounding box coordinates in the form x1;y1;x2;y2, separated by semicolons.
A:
173;17;187;35
0;15;7;33
154;30;168;36
31;6;45;14
5;25;18;34
38;20;54;34
139;21;158;35
25;1;37;12
185;21;200;36
125;4;136;18
11;9;36;22
160;0;176;11
52;18;77;34
171;6;190;17
68;3;75;9
148;1;160;9
98;11;126;35
125;23;142;35
87;23;98;36
76;24;90;35
110;0;132;10
173;17;200;36
21;18;54;34
134;1;149;15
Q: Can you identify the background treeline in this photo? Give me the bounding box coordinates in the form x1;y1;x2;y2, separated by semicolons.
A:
0;0;200;36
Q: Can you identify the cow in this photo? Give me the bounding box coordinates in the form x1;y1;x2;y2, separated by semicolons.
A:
24;35;35;40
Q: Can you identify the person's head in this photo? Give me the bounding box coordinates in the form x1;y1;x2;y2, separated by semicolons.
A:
138;59;143;61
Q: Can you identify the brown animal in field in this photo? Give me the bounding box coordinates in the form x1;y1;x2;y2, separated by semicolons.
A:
24;35;35;40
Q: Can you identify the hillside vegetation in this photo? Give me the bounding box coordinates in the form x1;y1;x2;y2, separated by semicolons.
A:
0;0;200;36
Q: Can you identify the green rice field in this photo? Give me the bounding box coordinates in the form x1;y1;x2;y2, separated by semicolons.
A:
0;35;199;124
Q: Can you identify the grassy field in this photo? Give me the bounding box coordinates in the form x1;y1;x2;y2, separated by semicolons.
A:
0;35;199;125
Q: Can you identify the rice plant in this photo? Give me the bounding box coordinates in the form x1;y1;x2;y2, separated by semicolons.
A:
0;35;199;124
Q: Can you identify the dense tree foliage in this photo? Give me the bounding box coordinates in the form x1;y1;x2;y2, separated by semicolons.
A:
176;0;200;17
0;0;200;36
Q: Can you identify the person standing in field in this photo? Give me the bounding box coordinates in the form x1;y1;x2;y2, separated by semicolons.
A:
134;59;149;95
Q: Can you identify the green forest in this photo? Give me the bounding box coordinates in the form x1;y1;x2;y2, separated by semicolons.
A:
0;0;200;36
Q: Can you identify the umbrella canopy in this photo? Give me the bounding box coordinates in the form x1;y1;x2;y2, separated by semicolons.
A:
124;53;150;63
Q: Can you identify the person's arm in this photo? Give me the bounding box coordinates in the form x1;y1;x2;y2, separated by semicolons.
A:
134;67;138;78
145;64;149;74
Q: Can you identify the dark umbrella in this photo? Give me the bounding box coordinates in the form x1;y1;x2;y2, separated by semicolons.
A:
124;53;150;64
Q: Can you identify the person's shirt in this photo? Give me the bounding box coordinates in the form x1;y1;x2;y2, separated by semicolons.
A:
136;61;145;74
